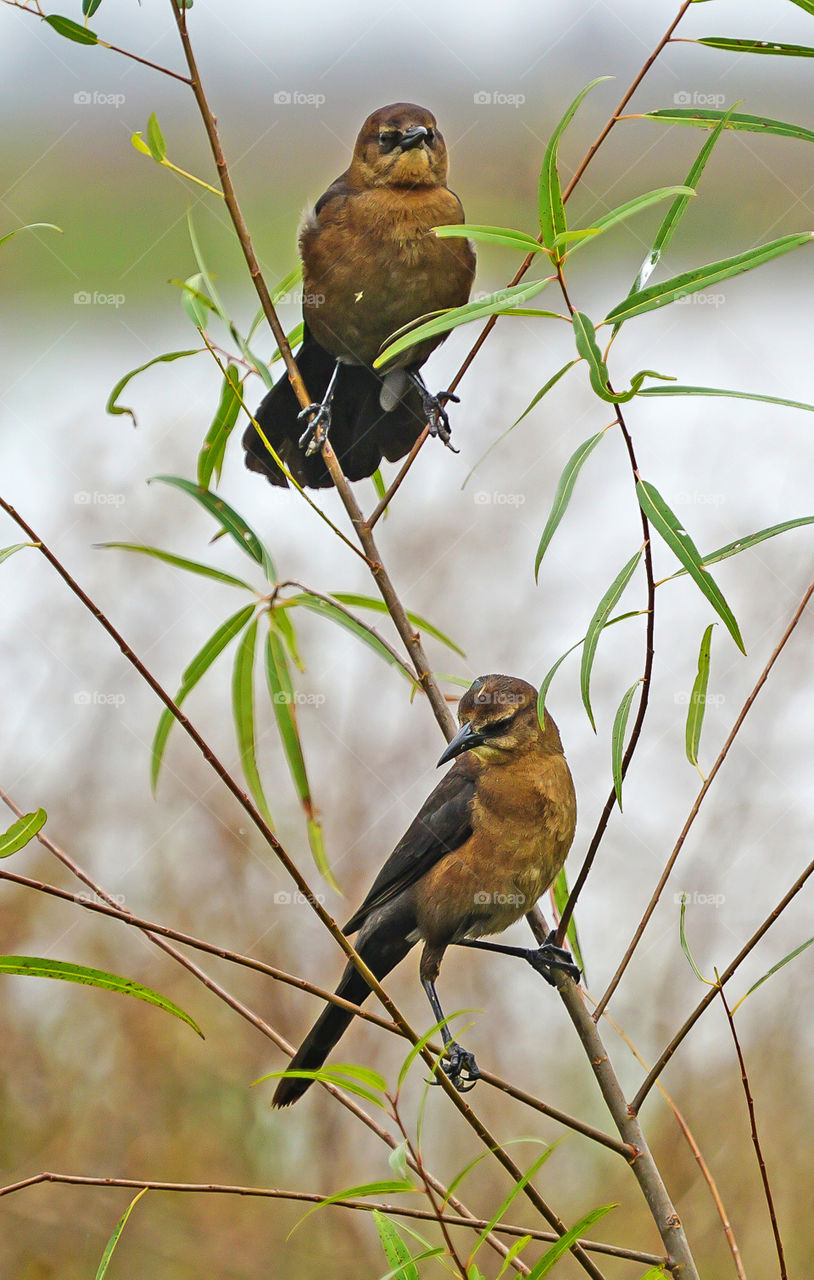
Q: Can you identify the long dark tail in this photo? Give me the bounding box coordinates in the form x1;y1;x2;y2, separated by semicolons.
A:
242;330;425;490
272;926;412;1108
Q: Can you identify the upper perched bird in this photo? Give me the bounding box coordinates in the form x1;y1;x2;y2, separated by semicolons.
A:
243;103;476;489
272;674;578;1107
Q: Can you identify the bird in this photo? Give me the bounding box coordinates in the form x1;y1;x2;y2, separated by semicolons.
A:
243;102;476;489
272;674;578;1107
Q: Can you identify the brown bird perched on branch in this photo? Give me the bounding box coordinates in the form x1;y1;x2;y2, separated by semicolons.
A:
272;674;578;1107
243;102;476;489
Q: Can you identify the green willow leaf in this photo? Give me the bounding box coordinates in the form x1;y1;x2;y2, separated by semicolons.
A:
331;593;465;658
787;0;814;14
471;1149;555;1263
686;624;714;773
495;1236;534;1279
678;895;710;984
566;185;695;256
688;517;814;574
463;360;580;487
0;809;47;858
645;107;814;147
572;311;672;401
638;384;814;413
698;36;814;58
0;222;61;249
100;542;254;591
95;1188;148;1280
177;273;216;328
284;595;417;684
374;278;552;368
265;625;334;887
373;1212;420;1280
551;867;585;977
607;232;814;325
537;611;642;721
198;363;243;488
637;479;745;652
287;1175;412;1232
146;112;167;162
83;0;103;16
44;14;98;43
0;957;203;1035
151;476;276;581
581;551;643;730
539;77;611;253
736;936;814;1009
527;1204;616;1278
232;618;274;828
106;350;201;426
434;224;543;253
0;543;36;565
151;605;255;791
611;681;642;810
534;429;608;579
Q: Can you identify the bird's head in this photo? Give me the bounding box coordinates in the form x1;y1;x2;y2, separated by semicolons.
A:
351;103;448;189
438;674;562;767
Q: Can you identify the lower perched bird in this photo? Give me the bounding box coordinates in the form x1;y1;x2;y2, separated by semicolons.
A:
273;674;578;1107
243;102;476;489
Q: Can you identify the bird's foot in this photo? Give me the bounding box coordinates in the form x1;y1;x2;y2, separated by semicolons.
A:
526;931;581;987
297;402;333;456
418;387;460;451
440;1041;480;1092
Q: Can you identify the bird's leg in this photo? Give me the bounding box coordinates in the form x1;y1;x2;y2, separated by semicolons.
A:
297;360;341;456
456;933;581;988
420;977;480;1092
407;371;460;452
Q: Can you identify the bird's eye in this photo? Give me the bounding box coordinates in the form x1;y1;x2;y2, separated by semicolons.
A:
378;130;400;153
485;715;514;736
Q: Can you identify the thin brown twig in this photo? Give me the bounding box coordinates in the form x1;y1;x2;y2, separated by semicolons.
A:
368;0;695;521
0;1173;665;1266
598;577;814;1020
633;853;814;1113
718;985;787;1279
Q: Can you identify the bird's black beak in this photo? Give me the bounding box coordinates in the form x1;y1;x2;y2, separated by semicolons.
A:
399;126;428;152
437;720;483;767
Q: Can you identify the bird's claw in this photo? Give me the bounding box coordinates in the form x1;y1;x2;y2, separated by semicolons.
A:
297;402;332;456
428;1041;480;1092
526;931;581;987
419;389;460;452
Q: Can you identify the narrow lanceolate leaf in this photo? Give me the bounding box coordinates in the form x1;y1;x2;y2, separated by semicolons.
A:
638;384;814;414
0;223;61;250
534;429;608;579
331;593;465;657
495;1236;534;1279
0;809;47;858
106;350;201;426
176;273;218;328
0;957;203;1035
539;77;612;253
697;36;814;58
43;14;98;43
374;277;553;367
580;551;643;730
151;605;255;791
232;618;274;828
735;936;814;1010
101;543;254;591
272;604;305;671
611;681;642;810
686;624;714;774
689;517;814;574
95;1187;149;1280
551;867;585;977
373;1211;420;1280
463;359;579;487
787;0;814;15
146;112;167;162
637;480;745;652
198;364;243;488
471;1149;556;1263
265;625;335;887
527;1204;616;1278
151;476;276;581
283;595;417;685
83;0;103;17
624;109;734;304
0;543;36;565
565;186;695;257
434;224;543;253
537;611;642;721
607;232;814;325
572;311;673;402
286;1176;413;1233
678;895;710;985
645;107;814;148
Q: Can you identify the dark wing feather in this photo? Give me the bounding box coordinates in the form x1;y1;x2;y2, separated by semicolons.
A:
343;763;476;935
